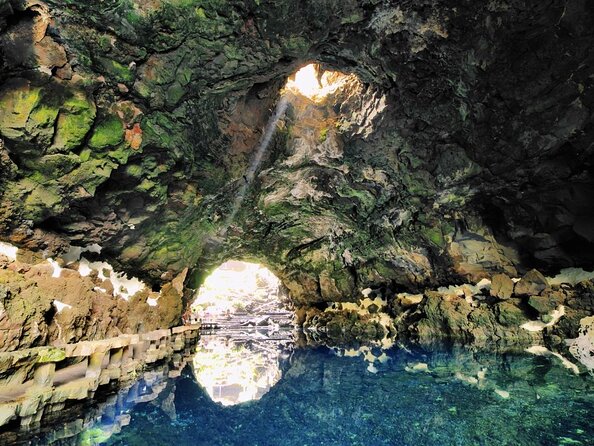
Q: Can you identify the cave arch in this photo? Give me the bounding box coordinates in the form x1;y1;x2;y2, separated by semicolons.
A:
189;260;293;326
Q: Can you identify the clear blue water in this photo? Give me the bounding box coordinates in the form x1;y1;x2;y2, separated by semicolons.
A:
93;338;594;446
5;335;594;446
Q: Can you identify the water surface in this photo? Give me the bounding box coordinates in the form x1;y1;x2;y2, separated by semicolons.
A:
100;337;594;446
4;333;594;446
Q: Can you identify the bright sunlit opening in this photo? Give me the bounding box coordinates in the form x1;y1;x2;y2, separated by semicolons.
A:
191;260;285;319
285;63;354;102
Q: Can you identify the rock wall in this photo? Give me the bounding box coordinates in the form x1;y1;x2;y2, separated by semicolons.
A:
0;252;184;351
0;0;592;316
302;269;594;351
0;324;201;430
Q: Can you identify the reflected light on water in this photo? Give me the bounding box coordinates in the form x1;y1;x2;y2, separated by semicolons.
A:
192;336;285;406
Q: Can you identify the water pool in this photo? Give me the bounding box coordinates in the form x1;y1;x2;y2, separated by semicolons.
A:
4;335;594;446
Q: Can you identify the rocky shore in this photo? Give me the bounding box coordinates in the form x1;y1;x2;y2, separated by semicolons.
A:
301;268;594;358
0;325;200;431
0;249;185;352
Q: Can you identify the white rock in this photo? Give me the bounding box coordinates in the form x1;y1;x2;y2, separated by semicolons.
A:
0;242;18;262
47;258;62;278
78;258;93;277
78;257;145;300
526;345;579;374
476;278;491;290
548;268;594;286
397;293;423;307
494;389;510;399
567;316;594;371
53;300;72;313
521;305;565;332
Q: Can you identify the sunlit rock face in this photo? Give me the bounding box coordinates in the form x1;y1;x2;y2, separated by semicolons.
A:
0;0;592;318
192;336;289;406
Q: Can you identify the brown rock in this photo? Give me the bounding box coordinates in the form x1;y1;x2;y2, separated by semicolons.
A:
35;36;67;70
490;274;514;300
55;64;73;80
514;269;549;296
527;290;565;315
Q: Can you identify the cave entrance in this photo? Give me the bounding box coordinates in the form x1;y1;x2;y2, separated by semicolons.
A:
190;260;294;329
284;63;356;102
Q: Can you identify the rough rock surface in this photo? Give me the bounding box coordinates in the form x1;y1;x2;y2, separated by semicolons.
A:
302;270;594;348
0;253;183;352
0;0;593;332
513;269;549;296
490;273;514;300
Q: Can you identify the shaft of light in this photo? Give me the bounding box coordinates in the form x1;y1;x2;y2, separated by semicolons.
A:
222;96;289;234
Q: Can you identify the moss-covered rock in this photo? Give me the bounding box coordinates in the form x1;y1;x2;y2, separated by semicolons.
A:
89;116;125;149
51;93;96;152
0;0;592;323
0;80;43;140
96;57;135;83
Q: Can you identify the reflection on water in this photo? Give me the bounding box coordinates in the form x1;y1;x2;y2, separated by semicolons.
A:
103;341;594;446
3;335;594;446
0;362;182;446
192;331;293;406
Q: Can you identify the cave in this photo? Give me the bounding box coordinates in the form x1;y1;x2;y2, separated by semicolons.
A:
190;259;292;326
1;0;594;443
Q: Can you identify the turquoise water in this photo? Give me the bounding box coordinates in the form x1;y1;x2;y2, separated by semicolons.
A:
97;338;594;446
4;335;594;445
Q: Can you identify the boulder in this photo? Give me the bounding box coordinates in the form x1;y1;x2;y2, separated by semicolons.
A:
495;300;527;327
490;274;514;300
527;290;565;315
514;269;549;296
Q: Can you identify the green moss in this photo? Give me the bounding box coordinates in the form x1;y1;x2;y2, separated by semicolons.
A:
98;57;134;83
134;81;151;99
89;116;124;149
166;82;185;106
282;37;310;57
36;347;66;363
424;226;445;248
24;185;63;220
261;200;295;218
319;127;329;143
61;159;115;196
24;154;81;178
107;145;131;164
52;93;96;152
79;148;92;162
0;81;42;139
28;104;59;129
125;164;144;178
195;7;206;18
79;427;111;446
341;11;364;24
336;184;376;214
28;171;47;184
